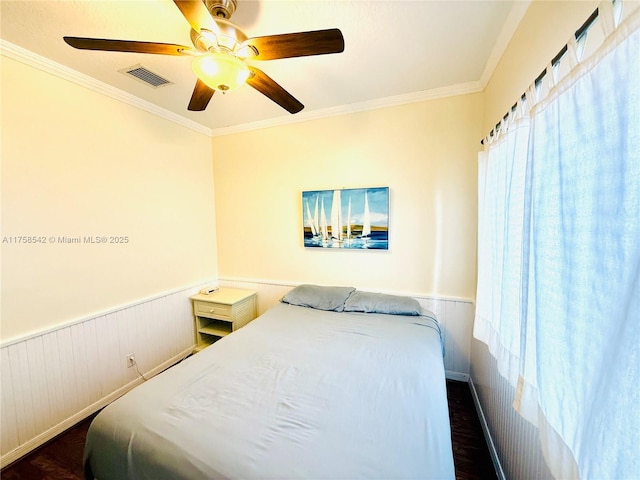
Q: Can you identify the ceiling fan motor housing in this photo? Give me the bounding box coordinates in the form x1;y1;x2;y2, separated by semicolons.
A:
190;18;247;54
205;0;237;19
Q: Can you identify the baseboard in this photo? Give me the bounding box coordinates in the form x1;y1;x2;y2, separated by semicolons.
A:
468;376;506;480
0;346;194;469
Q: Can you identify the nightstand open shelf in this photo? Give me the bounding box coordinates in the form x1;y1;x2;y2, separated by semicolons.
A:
199;321;232;337
190;288;257;352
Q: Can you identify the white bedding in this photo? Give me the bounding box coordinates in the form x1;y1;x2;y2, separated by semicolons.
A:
84;302;455;479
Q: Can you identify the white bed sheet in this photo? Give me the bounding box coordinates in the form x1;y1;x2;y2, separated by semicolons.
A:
84;303;455;479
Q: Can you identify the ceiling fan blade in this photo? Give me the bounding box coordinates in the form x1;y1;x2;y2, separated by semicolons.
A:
63;37;193;55
173;0;219;34
239;29;344;61
188;78;215;111
246;67;303;114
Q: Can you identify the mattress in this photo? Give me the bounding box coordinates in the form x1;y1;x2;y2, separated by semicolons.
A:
84;302;455;479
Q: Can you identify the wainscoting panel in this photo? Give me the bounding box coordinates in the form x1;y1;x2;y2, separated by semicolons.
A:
0;284;203;467
470;339;552;479
219;278;295;315
219;278;474;379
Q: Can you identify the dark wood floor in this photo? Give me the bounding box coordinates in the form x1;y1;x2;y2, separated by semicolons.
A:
1;380;495;480
447;380;497;480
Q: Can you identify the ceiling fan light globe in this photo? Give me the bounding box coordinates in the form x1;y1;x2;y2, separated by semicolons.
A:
192;52;249;92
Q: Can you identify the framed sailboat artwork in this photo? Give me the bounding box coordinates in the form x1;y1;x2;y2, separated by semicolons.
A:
302;187;389;249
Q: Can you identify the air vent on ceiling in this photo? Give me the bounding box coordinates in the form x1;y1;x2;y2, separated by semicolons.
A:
119;64;173;88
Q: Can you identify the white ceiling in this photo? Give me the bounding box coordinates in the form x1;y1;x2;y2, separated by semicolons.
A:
0;0;529;135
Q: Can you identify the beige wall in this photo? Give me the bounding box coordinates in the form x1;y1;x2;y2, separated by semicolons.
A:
1;56;218;341
212;93;482;299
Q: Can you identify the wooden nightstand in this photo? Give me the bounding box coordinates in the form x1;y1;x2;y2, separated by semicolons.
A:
190;287;257;352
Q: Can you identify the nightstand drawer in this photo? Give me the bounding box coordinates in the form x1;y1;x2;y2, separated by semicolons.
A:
194;301;231;319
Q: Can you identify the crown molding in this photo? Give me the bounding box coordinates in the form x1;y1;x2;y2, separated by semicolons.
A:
0;40;213;137
210;80;484;137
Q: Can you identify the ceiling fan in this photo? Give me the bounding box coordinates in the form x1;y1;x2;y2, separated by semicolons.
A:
63;0;344;113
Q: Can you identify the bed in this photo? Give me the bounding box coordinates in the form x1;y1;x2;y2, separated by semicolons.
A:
84;285;455;479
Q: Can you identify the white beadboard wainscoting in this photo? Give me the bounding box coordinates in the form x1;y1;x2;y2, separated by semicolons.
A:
0;283;205;468
470;339;552;479
220;278;475;380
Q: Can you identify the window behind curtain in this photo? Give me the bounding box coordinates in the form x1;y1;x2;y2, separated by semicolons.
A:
474;2;639;478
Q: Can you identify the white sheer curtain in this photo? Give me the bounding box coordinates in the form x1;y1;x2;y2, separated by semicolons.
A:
475;108;530;387
475;2;639;478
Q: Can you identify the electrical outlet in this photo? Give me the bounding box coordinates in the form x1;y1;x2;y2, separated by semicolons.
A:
126;353;136;368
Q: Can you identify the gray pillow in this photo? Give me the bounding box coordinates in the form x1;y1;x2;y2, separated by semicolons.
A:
343;291;421;316
281;284;355;312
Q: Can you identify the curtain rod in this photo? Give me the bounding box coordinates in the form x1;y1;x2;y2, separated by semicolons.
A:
481;4;605;145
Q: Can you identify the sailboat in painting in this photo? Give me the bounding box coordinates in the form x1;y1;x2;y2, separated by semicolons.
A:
330;189;343;246
305;199;317;237
305;196;321;240
345;196;352;246
320;199;329;246
361;191;371;247
313;197;319;238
